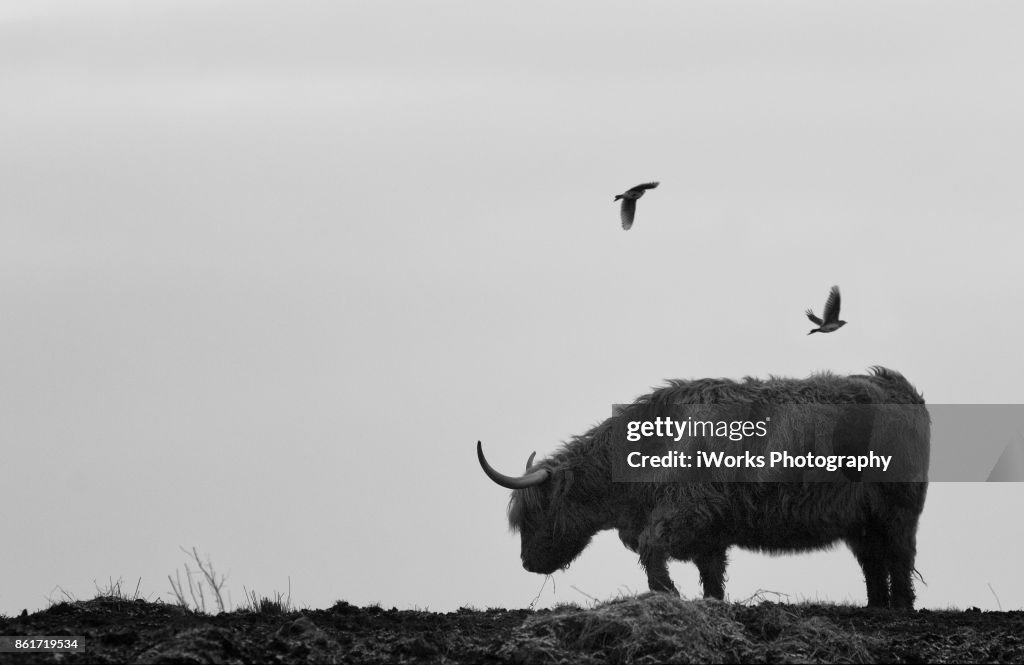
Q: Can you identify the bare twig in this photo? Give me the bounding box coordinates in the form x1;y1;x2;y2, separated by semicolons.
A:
184;546;227;613
739;589;791;606
571;585;599;604
528;575;553;610
167;546;229;613
45;586;77;607
988;583;1003;612
168;571;189;609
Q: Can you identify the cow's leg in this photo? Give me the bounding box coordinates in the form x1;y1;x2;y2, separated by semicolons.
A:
879;482;927;610
641;550;677;594
638;524;677;594
886;545;916;610
884;520;920;610
847;527;890;608
694;549;728;600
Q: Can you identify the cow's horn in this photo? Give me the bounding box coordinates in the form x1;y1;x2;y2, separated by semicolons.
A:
477;441;550;489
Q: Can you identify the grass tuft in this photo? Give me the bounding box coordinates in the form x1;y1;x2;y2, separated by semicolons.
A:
241;578;293;615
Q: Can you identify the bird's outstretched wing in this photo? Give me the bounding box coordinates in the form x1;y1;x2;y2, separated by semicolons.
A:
822;286;842;323
628;181;660;194
805;309;823;325
621;198;637;230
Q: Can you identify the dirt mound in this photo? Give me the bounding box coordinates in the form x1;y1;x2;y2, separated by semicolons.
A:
501;594;875;664
1;594;1022;663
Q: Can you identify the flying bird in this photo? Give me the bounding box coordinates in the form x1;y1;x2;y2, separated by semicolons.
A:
806;285;847;335
614;181;659;230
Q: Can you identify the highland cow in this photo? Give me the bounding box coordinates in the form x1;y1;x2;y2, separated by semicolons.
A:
478;367;929;609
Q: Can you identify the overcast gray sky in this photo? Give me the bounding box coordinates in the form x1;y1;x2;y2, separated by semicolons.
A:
2;0;1023;616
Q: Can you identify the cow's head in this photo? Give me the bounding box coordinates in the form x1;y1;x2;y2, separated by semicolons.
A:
477;441;595;574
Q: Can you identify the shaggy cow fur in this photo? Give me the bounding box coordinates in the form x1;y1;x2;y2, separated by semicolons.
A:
503;367;929;609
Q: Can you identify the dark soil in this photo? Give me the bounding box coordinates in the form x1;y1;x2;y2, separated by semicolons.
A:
1;594;1022;664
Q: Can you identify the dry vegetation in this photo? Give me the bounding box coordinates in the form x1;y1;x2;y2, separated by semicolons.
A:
2;592;1023;664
